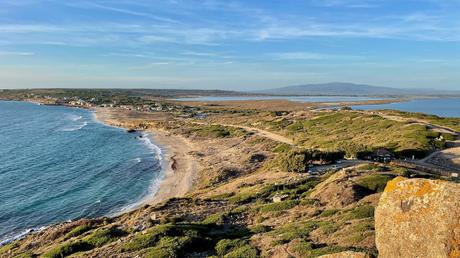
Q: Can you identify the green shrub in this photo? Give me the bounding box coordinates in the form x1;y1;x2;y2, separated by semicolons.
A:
273;221;318;244
279;149;344;173
320;209;339;217
215;239;258;258
249;224;271;234
44;227;125;258
123;224;176;251
202;212;228;224
145;236;193;258
356;174;394;193
345;205;375;220
64;224;93;239
290;239;313;256
257;200;299;213
273;143;292;153
224;244;258;258
83;227;126;248
43;241;92;258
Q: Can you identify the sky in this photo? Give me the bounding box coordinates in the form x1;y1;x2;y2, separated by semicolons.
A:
0;0;459;90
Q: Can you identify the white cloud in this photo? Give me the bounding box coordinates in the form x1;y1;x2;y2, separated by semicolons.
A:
0;51;35;56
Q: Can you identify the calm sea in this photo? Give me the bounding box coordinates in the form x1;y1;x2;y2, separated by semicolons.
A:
352;98;460;118
174;96;386;102
0;101;162;244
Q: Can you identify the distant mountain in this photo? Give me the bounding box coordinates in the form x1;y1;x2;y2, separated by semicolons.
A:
255;82;459;96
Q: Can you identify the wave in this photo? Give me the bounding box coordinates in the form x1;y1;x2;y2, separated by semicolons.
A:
67;114;83;121
139;133;163;161
0;226;48;247
59;121;88;132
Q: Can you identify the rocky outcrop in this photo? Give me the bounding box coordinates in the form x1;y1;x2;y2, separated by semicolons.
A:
318;251;370;258
375;177;460;258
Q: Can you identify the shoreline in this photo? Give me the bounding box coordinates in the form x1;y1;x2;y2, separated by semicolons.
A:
93;108;199;207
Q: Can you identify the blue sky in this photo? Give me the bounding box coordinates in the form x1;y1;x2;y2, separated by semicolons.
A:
0;0;459;90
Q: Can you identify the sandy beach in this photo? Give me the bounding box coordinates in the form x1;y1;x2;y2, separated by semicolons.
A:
94;108;200;206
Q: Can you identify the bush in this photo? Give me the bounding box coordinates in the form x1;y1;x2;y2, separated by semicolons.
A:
215;239;258;258
145;236;193;258
43;241;92;258
64;224;93;239
123;224;176;251
44;227;125;258
83;227;126;248
356;174;395;193
257;200;299;213
279;149;344;173
273;221;318;244
345;205;375;220
249;225;271;234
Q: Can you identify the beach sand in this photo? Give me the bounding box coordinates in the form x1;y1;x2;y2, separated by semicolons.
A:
94;108;199;205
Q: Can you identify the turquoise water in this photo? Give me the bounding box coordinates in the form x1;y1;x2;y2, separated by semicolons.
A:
0;101;162;244
174;96;386;102
352;98;460;118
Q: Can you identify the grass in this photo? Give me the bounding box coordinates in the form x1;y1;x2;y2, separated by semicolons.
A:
191;124;246;138
145;236;194;258
290;239;350;258
64;224;93;239
275;111;444;157
257;200;300;213
272;221;319;244
122;224;176;251
355;174;395;193
215;239;258;258
319;209;339;217
43;227;126;258
344;205;375;221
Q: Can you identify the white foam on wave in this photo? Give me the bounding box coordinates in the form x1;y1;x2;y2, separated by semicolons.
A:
109;133;165;217
139;132;163;161
0;225;48;247
67;114;83;121
59;121;88;132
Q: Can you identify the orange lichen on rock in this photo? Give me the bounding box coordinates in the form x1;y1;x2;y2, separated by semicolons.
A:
415;181;437;197
376;178;460;258
383;176;406;193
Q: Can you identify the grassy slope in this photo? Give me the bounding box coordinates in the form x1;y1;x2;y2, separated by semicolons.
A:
0;109;453;258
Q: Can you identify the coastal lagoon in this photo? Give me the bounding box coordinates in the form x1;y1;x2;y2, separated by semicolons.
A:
0;101;162;244
352;98;460;118
174;96;387;102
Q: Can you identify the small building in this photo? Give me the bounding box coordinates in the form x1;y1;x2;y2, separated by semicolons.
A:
372;148;394;163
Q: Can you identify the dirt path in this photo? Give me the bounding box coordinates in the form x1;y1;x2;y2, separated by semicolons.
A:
193;121;294;145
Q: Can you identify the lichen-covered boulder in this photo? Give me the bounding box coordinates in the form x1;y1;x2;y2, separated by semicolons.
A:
375;177;460;258
318;251;370;258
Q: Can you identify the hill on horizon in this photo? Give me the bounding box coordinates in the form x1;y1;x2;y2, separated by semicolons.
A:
255;82;459;96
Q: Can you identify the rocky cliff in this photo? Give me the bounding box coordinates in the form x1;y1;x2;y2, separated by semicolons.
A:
375;177;460;258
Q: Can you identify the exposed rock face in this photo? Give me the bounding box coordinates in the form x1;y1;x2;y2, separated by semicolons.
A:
375;177;460;258
318;251;370;258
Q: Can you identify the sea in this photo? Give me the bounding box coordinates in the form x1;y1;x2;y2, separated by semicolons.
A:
0;101;163;244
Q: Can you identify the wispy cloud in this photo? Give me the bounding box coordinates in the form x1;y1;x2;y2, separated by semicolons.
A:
271;52;364;60
0;51;35;56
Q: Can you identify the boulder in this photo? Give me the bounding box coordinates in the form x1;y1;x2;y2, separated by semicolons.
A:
375;177;460;258
318;251;370;258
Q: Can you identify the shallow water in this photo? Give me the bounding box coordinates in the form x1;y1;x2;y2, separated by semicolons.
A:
0;101;162;243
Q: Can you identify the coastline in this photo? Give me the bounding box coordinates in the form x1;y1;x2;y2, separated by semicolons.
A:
93;107;199;206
